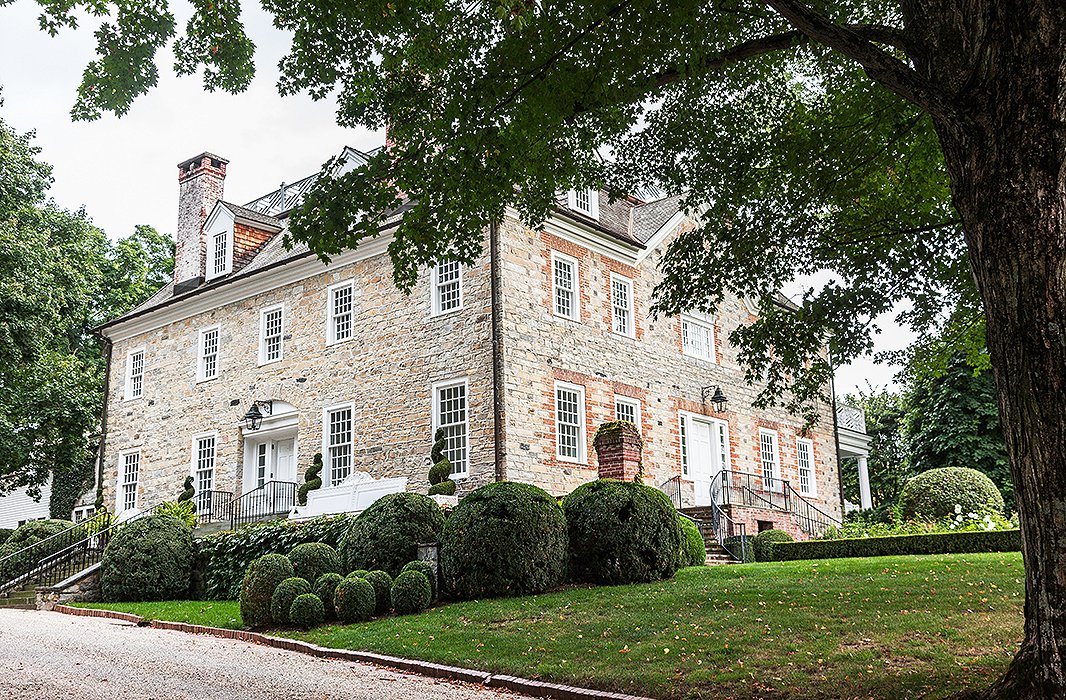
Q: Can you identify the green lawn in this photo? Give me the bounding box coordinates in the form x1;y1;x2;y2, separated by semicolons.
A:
73;553;1024;699
73;599;243;630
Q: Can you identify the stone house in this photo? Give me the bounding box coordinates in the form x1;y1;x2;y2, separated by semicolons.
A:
97;147;865;544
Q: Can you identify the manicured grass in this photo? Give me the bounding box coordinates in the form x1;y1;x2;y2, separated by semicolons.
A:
73;553;1024;699
72;600;243;630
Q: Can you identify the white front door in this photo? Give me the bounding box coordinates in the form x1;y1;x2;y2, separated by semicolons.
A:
690;419;715;506
244;435;298;494
275;438;296;483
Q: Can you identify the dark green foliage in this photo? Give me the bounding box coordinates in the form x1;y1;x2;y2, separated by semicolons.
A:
271;577;311;625
839;388;912;508
391;570;432;615
678;518;706;567
428;481;457;497
49;459;95;519
564;479;681;585
339;492;445;576
199;513;357;600
752;529;794;563
100;515;195;602
289;593;325;630
427;428;456;497
440;482;568;600
348;569;369;579
178;476;195;503
770;530;1021;562
0;519;73;581
287;542;342;584
363;570;393;615
239;554;294;628
313;572;343;620
298;453;323;506
898;467;1004;520
0;529;12;545
722;535;756;563
401;560;437;600
334;576;375;623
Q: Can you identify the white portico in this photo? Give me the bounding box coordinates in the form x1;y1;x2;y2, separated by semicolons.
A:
836;404;873;510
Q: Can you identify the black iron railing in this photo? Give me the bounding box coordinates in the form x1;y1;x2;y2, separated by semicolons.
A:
229;481;298;530
783;483;840;538
660;475;682;510
196;490;234;526
712;469;840;538
707;472;749;562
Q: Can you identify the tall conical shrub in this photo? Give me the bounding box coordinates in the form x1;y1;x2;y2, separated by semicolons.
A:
299;453;324;505
178;475;195;511
428;428;456;496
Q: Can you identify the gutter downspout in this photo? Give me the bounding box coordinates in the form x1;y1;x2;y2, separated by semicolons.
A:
95;335;114;511
490;220;506;482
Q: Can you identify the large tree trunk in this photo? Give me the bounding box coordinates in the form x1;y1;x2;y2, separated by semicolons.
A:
918;3;1066;696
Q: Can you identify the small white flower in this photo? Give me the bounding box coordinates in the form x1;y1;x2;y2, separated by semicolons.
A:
955;504;963;514
968;512;979;519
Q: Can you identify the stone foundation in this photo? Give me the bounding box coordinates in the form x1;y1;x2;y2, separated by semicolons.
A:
36;564;102;610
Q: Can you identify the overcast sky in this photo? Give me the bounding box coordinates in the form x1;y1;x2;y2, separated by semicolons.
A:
0;0;912;396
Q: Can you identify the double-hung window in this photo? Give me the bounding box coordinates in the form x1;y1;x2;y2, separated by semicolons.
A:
197;326;220;382
208;228;232;279
328;281;355;344
120;451;140;512
259;305;284;364
567;188;599;219
610;274;634;337
194;434;216;514
432;261;463;315
759;429;781;493
681;314;715;362
797;438;816;496
615;396;640;431
325;405;354;486
434;380;469;478
555;382;586;463
552;252;579;320
125;349;145;400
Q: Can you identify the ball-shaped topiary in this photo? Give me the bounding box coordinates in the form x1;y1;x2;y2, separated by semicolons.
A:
271;577;312;625
0;519;73;581
100;515;195;601
679;517;707;567
440;481;568;600
391;570;433;615
334;576;376;623
899;467;1005;521
314;572;344;620
564;479;681;585
288;542;342;585
752;529;794;562
240;554;295;628
289;593;325;630
363;570;393;615
339;492;446;576
347;569;369;579
401;560;437;600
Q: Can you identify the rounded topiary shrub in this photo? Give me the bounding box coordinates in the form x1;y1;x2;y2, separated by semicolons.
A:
899;467;1005;521
679;517;707;567
752;529;794;562
271;577;312;625
240;554;294;628
391;570;432;615
347;569;369;579
289;593;325;630
440;481;568;600
0;519;73;581
334;576;375;623
288;542;342;585
314;572;344;620
401;560;437;600
363;570;393;615
564;479;681;585
99;515;195;602
339;493;446;576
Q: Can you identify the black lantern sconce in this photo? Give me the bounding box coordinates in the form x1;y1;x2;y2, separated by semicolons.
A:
242;400;273;431
701;385;729;413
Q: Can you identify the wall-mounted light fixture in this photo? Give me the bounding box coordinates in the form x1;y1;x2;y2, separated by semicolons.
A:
242;400;273;431
700;385;729;413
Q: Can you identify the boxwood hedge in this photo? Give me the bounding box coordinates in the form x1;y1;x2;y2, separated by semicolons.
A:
339;493;446;577
898;467;1004;520
770;529;1021;561
99;515;195;601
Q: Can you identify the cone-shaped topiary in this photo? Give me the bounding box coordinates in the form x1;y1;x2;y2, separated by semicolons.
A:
334;576;376;623
401;560;437;600
564;479;681;584
100;515;195;602
298;453;324;506
898;467;1005;520
391;570;432;615
288;542;342;584
240;554;294;628
314;572;344;620
752;529;794;562
679;517;707;567
339;492;446;576
289;593;325;630
427;428;456;496
440;481;568;600
271;577;312;625
178;475;195;506
363;570;393;615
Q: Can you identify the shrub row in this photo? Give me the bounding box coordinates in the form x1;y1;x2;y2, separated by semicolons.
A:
770;529;1021;562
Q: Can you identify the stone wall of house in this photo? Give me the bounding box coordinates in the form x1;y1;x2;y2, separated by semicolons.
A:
101;245;495;511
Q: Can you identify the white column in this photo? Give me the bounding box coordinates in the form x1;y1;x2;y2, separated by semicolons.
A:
857;456;872;510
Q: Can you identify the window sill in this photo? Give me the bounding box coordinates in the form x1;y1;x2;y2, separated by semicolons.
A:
326;337;354;347
257;357;283;367
196;375;219;385
122;395;143;403
682;351;717;364
430;306;464;319
552;312;581;323
556;455;588;466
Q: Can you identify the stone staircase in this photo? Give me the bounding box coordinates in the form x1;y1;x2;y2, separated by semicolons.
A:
681;507;742;565
0;583;38;609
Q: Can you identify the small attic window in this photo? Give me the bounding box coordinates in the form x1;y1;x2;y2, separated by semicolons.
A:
567;188;599;220
207;228;232;280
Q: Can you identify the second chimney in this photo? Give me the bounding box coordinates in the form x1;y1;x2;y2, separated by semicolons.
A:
174;152;228;294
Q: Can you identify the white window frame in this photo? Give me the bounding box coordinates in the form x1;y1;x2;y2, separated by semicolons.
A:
610;273;635;337
431;261;464;316
759;429;782;493
322;402;355;487
258;304;285;365
197;325;221;383
551;251;580;321
192;432;218;514
554;381;587;464
567;188;599;220
432;378;470;479
118;450;140;512
327;280;356;345
681;313;716;362
797;437;816;497
124;348;145;401
614;396;641;432
206;227;233;281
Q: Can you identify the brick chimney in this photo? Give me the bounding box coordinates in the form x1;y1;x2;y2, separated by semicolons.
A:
594;421;644;482
174;152;228;294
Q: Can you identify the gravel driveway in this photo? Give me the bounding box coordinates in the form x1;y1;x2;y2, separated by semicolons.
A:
0;609;523;700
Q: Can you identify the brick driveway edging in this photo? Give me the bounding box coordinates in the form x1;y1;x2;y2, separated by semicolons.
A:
53;605;656;700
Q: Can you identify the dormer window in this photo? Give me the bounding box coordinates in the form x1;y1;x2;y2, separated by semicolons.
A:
207;228;232;280
567;188;599;220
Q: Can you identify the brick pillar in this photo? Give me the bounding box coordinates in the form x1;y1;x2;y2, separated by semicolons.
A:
593;421;643;481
